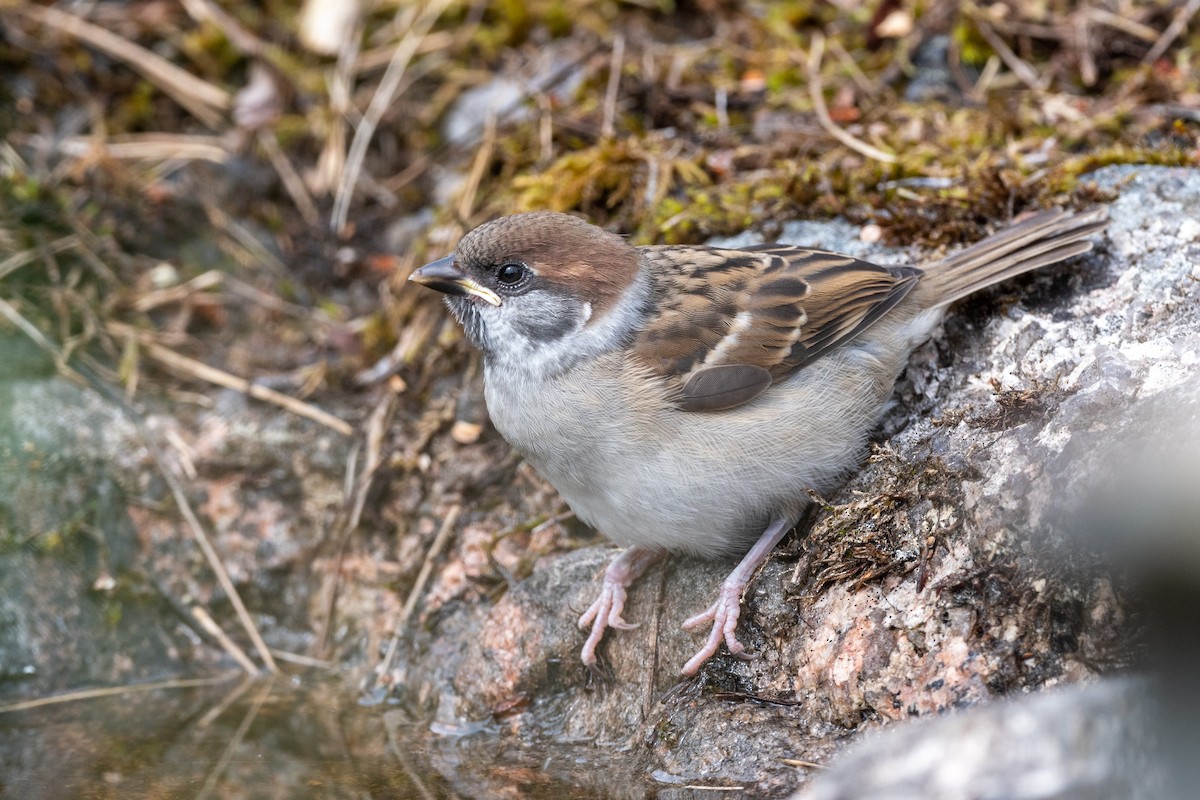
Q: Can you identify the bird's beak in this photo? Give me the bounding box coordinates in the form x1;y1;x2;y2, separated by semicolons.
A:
409;255;502;307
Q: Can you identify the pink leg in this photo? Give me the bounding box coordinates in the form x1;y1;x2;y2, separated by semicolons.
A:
680;516;794;676
578;546;667;667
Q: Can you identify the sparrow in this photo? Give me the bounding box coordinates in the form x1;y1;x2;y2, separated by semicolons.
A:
409;207;1108;676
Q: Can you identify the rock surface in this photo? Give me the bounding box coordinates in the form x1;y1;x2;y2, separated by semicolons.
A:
0;347;191;696
797;678;1162;800
395;164;1200;795
0;337;352;696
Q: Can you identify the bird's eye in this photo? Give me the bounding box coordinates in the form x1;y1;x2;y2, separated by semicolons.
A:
496;262;526;285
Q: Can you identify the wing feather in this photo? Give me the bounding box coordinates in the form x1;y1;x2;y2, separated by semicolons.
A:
632;244;920;411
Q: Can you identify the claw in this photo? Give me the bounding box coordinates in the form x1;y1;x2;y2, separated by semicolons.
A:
576;546;666;667
681;584;752;675
579;579;639;666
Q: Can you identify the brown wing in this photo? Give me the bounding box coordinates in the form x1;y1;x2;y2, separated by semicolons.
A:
632;244;921;411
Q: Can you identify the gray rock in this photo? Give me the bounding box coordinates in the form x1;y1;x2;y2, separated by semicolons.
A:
0;338;352;695
442;45;586;147
797;678;1162;800
0;373;190;695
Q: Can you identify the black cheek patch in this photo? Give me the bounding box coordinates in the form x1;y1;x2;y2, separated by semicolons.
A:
511;310;579;342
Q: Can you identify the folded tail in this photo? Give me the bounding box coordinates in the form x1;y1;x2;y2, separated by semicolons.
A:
916;208;1109;307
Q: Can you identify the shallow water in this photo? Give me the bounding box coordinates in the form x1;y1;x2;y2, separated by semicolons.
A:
0;674;672;799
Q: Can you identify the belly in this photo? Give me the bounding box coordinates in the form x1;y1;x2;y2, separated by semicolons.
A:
483;345;903;560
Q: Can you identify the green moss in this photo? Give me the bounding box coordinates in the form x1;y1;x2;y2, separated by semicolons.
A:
952;19;993;67
102;597;124;628
1057;144;1198;185
360;310;398;361
651;715;682;748
652;178;791;244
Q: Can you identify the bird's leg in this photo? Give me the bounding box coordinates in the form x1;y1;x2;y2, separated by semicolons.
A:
578;545;668;667
680;516;794;676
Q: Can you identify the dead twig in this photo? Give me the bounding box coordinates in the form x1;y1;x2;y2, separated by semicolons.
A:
805;33;897;165
107;321;353;436
12;4;230;128
1142;0;1200;65
0;674;240;715
376;504;461;680
331;0;455;233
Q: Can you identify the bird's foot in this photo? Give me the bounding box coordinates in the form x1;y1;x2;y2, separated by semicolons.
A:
577;546;667;667
677;515;794;675
680;578;755;675
578;579;639;667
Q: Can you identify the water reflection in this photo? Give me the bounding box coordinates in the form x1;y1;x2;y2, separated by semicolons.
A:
0;675;660;799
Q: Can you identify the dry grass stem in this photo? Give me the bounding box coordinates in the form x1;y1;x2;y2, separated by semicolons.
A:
331;0;455;233
346;392;398;532
178;0;266;57
377;503;461;678
0;673;240;715
157;440;279;673
256;131;321;225
39;134;230;164
806;34;897;165
269;649;335;668
827;36;882;98
132;270;224;312
1086;8;1160;43
190;605;261;675
0;288;277;674
313;392;396;658
355;30;455;74
0;236;77;282
0;296;72;374
201;203;291;279
973;54;1003;98
1143;0;1200;65
456;115;498;220
107;321;354;436
14;4;230;128
968;9;1046;91
602;34;626;139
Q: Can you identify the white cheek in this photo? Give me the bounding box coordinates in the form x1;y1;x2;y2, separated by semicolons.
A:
486;273;652;380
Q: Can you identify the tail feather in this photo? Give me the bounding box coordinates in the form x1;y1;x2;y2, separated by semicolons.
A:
918;208;1108;307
